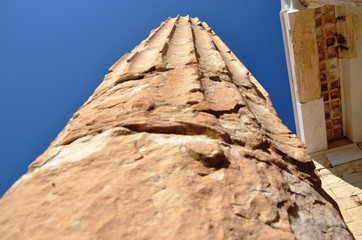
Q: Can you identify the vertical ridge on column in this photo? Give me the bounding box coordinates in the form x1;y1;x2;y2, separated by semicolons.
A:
190;18;227;75
162;16;196;68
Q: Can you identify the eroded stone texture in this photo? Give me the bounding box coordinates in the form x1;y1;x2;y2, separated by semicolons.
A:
284;0;362;8
301;0;362;8
0;16;354;240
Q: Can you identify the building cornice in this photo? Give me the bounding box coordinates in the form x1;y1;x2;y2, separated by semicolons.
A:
300;0;362;8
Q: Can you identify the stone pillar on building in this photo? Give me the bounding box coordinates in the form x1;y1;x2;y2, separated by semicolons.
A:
0;16;354;239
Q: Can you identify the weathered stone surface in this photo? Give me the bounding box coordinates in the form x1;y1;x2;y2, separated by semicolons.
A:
300;0;362;8
0;16;354;239
282;0;362;9
292;8;321;103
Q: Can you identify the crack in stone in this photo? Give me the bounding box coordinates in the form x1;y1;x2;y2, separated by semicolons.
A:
198;103;245;118
121;121;232;144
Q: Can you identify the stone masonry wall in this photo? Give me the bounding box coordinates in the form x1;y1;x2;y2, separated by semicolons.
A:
315;5;344;141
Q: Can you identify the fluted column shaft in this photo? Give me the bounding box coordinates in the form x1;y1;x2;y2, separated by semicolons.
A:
0;16;353;240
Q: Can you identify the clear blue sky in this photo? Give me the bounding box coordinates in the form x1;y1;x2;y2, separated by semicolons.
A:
0;1;294;196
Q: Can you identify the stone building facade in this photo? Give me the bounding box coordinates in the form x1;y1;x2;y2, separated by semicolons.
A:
281;0;362;238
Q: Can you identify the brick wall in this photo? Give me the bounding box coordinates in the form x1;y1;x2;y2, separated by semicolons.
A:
315;6;344;141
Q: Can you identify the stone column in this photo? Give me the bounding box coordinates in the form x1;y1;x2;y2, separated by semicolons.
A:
0;16;354;239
